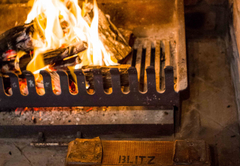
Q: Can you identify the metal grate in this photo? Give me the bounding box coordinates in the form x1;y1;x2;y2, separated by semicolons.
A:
0;40;179;108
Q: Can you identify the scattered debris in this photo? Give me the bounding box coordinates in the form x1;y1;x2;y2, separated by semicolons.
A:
86;107;93;113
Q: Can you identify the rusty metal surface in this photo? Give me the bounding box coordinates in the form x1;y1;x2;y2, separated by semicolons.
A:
66;137;102;166
174;140;211;166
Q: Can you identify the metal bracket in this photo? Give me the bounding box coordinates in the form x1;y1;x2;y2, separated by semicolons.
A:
0;66;179;108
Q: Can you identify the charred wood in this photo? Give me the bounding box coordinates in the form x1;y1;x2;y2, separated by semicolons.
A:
81;65;130;90
83;3;132;61
0;23;34;61
42;41;87;66
1;41;87;73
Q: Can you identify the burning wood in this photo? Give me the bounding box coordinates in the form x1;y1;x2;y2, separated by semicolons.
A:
82;65;130;90
82;2;132;61
0;0;133;95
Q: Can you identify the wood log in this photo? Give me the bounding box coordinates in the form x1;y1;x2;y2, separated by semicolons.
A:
0;2;132;79
0;22;132;73
118;28;136;47
81;65;130;90
0;5;132;65
0;23;34;73
1;41;87;73
83;3;132;61
42;41;87;66
0;23;34;60
53;65;131;91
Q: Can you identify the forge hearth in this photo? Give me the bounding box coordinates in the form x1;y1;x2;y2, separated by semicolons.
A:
0;0;187;138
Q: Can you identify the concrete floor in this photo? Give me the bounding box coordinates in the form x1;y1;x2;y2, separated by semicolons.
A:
0;37;240;165
178;37;240;165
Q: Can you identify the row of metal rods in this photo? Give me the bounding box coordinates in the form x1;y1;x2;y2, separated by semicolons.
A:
130;40;170;92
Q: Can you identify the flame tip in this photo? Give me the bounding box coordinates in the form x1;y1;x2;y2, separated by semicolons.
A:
26;0;118;75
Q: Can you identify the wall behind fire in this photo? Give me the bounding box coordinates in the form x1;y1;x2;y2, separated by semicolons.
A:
184;0;228;37
0;0;179;43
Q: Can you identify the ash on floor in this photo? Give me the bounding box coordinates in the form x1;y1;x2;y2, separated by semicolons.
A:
0;106;172;125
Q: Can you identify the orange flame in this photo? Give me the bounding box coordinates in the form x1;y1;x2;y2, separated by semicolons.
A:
25;0;117;74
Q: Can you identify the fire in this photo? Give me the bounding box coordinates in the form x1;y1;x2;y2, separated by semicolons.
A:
25;0;117;75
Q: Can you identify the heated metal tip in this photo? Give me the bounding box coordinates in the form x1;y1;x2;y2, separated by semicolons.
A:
133;39;142;49
151;41;156;48
136;40;156;49
142;40;148;49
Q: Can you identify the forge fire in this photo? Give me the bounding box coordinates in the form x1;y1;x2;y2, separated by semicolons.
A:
0;0;187;109
0;0;131;95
